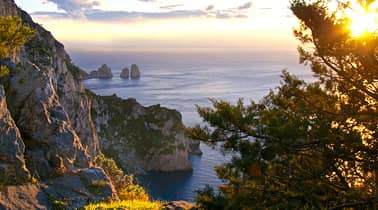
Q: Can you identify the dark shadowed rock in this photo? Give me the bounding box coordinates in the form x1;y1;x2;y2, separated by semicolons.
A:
0;168;117;210
0;85;31;184
120;67;129;79
43;168;117;208
130;64;140;79
189;139;202;155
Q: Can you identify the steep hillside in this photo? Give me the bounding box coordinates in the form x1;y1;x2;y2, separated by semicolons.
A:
0;2;199;208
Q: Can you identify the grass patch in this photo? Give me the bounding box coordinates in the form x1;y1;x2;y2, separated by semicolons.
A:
84;200;164;210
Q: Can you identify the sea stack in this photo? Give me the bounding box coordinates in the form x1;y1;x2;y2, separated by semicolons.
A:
83;64;113;79
120;67;130;79
130;64;141;79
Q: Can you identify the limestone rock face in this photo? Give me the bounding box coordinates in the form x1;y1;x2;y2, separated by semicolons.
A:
120;67;129;79
0;0;99;179
0;86;31;184
130;64;140;79
90;93;194;173
85;64;113;79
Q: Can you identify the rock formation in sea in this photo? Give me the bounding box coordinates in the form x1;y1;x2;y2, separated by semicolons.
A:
130;64;141;79
0;0;200;208
83;64;113;79
120;67;130;79
90;94;198;173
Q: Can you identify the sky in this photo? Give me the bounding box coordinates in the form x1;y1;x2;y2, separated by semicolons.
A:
15;0;300;52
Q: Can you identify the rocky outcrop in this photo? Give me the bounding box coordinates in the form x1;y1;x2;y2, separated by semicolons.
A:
0;85;31;184
0;0;101;180
130;64;141;79
0;168;117;210
0;1;199;208
83;64;113;79
189;139;202;155
120;67;129;79
90;93;193;173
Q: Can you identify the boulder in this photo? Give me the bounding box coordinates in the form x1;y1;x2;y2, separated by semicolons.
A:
130;64;140;79
189;139;203;155
0;168;118;210
120;67;129;79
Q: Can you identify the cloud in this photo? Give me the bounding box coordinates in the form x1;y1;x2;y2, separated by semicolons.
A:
237;2;252;10
206;5;215;11
33;9;207;22
42;0;101;17
207;2;253;19
160;4;183;10
33;1;254;21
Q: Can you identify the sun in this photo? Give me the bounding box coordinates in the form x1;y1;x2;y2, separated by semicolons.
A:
346;1;378;37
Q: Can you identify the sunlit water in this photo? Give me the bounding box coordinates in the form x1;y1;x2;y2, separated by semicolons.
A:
77;49;312;201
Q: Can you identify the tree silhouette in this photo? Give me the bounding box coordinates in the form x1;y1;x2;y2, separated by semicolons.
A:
188;1;378;209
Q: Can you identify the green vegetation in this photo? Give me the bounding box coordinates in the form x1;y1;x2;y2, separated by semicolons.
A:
0;16;35;77
24;37;51;66
92;154;153;207
66;59;83;80
84;200;164;210
93;95;179;159
48;195;69;210
88;179;108;196
187;0;378;209
95;153;133;191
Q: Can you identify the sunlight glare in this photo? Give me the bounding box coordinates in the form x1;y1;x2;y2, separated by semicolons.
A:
347;1;378;37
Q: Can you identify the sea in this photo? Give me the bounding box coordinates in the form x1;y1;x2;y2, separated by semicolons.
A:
75;49;312;201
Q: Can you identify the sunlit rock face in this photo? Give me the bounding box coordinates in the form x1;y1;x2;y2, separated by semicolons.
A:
0;0;199;196
0;0;98;179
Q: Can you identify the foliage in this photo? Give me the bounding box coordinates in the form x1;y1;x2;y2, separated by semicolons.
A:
118;184;150;201
0;16;35;76
84;200;164;210
94;153;150;201
187;0;378;209
66;59;83;80
88;179;108;195
94;153;133;191
48;196;69;210
0;65;9;77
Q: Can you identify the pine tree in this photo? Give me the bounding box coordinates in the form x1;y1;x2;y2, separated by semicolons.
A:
188;1;378;209
0;16;35;77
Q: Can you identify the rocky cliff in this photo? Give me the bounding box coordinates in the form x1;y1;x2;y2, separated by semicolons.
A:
0;0;197;194
0;86;30;184
0;0;95;179
90;93;194;173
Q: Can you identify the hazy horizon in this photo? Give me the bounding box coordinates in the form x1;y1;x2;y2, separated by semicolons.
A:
15;0;299;52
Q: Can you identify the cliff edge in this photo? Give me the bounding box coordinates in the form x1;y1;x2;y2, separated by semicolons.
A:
0;0;198;208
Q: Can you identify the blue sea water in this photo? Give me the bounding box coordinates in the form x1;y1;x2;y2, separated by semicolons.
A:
76;49;312;201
